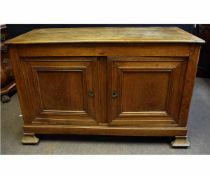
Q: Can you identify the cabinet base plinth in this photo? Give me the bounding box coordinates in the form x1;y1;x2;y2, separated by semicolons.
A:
171;136;190;148
22;134;39;145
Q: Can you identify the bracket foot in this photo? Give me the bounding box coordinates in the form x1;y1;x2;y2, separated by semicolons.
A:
22;133;39;145
171;136;190;148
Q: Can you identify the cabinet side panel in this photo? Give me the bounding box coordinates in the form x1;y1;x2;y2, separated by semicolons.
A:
8;47;35;124
179;45;201;126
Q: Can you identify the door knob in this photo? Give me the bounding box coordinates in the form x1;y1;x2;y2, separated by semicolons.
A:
88;91;94;97
112;91;118;98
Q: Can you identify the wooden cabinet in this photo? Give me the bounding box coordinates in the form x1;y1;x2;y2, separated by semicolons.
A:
6;27;204;147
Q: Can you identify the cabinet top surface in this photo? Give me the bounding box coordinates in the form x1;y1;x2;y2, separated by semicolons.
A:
6;27;205;45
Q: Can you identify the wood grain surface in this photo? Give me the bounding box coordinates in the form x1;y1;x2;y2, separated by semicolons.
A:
7;27;204;146
6;27;205;44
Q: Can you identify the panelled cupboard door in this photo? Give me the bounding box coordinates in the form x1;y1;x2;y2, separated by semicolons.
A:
107;57;188;127
20;56;99;125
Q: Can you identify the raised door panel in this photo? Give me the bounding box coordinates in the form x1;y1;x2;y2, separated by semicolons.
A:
122;71;169;112
38;71;84;111
108;57;187;126
20;57;99;125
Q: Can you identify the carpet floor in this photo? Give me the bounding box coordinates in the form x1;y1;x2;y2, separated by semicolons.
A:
1;78;210;154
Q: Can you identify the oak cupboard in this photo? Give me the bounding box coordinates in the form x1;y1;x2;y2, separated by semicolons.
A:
6;27;204;147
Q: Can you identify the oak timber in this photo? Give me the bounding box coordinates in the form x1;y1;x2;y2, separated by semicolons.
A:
6;27;204;147
6;27;204;45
